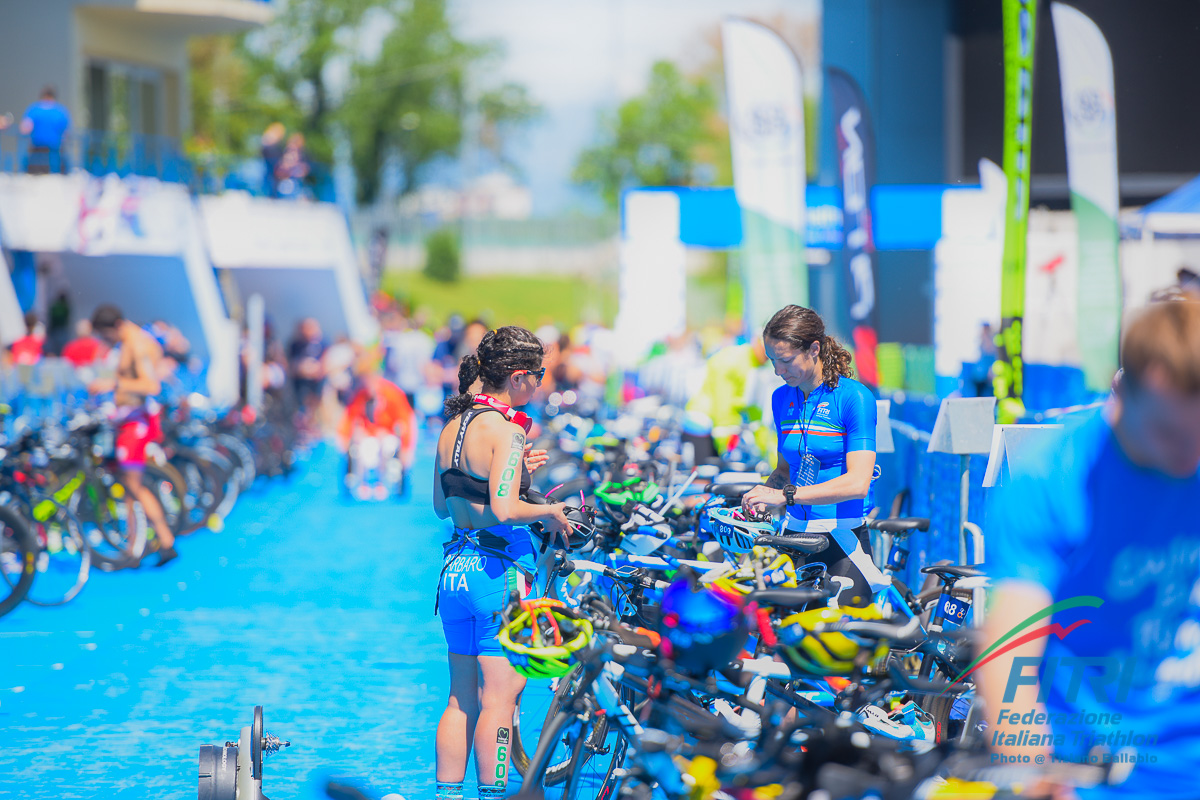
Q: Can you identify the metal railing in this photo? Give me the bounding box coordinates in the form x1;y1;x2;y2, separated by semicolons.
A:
0;129;334;202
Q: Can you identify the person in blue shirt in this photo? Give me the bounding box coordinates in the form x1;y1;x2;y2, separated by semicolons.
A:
981;298;1200;798
20;86;70;174
743;304;886;607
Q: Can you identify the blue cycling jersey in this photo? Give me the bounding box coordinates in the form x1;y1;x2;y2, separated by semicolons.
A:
771;377;876;532
987;411;1200;798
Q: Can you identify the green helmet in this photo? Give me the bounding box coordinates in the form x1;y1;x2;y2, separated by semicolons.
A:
594;475;661;507
498;599;594;679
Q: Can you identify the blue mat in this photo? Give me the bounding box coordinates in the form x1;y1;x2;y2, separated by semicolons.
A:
0;441;555;800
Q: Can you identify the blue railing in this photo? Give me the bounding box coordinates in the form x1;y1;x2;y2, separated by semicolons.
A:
0;129;334;202
0;129;192;182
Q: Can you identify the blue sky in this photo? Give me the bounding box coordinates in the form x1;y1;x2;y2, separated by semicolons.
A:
450;0;820;215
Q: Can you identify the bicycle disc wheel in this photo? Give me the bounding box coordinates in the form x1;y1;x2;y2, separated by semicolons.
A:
0;505;38;617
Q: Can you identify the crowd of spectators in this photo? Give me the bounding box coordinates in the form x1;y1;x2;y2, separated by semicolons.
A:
2;307;206;404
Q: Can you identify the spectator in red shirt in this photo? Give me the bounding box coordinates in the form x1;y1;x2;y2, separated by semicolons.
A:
8;312;44;365
61;319;107;367
338;363;418;469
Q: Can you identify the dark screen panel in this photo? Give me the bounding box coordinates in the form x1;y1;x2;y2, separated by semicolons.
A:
955;0;1200;200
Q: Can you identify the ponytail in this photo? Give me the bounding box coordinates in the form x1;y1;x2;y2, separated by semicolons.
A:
819;335;854;388
442;353;482;418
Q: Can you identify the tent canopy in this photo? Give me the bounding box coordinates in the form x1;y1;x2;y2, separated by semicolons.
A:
1142;174;1200;215
1124;173;1200;237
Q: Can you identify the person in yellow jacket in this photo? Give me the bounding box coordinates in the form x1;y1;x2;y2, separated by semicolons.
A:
683;337;778;465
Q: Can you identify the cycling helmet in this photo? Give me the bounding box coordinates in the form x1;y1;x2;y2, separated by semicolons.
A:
527;493;598;550
777;605;889;676
708;553;798;598
658;579;748;674
498;598;594;679
704;506;776;555
595;474;661;508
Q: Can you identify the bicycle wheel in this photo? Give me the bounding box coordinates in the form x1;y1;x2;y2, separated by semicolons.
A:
142;462;189;539
15;494;90;606
195;447;240;521
215;433;257;492
513;666;628;792
0;504;37;617
516;707;627;800
171;450;226;533
71;477;147;570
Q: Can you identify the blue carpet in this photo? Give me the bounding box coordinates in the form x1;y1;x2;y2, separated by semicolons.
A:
0;440;556;800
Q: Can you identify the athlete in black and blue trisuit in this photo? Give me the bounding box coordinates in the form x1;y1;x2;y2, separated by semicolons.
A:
743;305;887;608
432;326;570;800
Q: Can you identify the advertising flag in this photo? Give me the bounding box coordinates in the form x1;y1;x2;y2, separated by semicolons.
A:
721;18;807;334
994;0;1038;421
1051;2;1122;392
828;67;879;386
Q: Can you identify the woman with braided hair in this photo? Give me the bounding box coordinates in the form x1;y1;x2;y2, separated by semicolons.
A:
432;325;570;800
742;305;888;608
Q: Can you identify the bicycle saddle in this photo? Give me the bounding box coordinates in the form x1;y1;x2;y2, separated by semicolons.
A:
749;587;831;608
920;564;983;582
705;482;759;500
867;517;930;534
754;533;830;555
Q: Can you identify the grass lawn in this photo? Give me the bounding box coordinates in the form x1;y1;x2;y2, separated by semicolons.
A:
381;270;619;331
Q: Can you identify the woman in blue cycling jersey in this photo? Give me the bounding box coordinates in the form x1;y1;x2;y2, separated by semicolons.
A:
743;305;887;607
433;326;570;800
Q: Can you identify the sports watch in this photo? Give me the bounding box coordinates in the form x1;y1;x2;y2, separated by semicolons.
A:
783;484;797;506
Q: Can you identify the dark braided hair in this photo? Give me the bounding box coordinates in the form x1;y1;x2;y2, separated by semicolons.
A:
444;325;545;418
763;305;855;388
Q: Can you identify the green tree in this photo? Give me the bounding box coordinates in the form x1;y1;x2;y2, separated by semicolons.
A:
423;227;461;283
188;0;538;204
339;0;481;203
572;61;725;209
240;0;371;165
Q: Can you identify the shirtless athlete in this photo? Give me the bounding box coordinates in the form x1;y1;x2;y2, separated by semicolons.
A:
88;304;179;568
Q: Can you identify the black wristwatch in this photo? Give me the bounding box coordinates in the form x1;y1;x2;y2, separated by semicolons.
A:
783;484;797;507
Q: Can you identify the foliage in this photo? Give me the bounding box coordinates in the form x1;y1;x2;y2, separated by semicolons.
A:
380;271;618;331
187;0;538;203
572;61;727;210
423;228;461;283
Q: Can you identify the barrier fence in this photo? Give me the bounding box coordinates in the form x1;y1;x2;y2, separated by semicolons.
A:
876;392;990;590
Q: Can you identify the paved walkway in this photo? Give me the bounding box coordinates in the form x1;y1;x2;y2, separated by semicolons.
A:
0;442;525;800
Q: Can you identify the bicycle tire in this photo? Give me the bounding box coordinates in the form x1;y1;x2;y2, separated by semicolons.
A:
562;717;627;800
6;494;90;606
0;504;38;617
215;432;257;492
513;666;628;790
171;450;226;532
195;447;240;520
515;707;625;800
142;462;190;539
512;668;580;782
70;475;147;570
915;665;962;744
